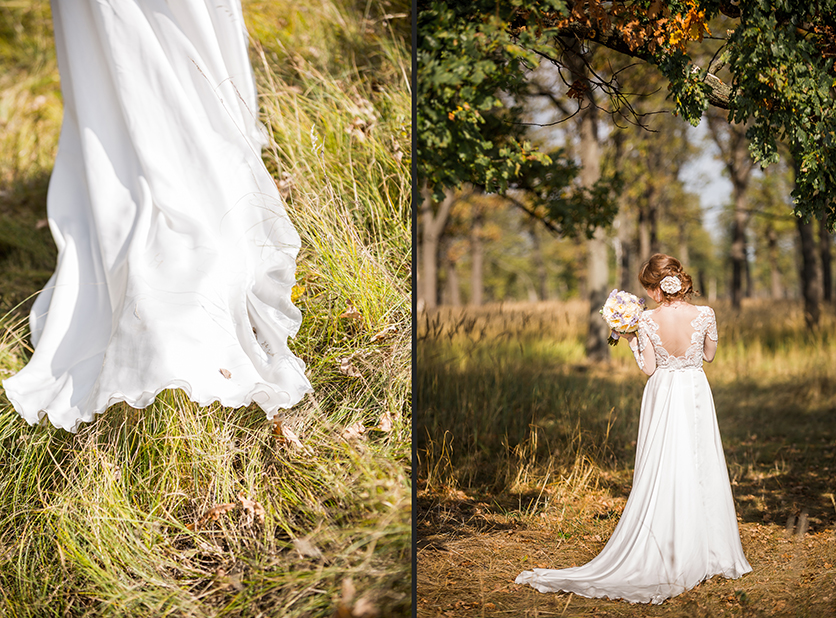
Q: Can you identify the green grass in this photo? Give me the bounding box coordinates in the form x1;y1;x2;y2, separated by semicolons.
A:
0;1;410;616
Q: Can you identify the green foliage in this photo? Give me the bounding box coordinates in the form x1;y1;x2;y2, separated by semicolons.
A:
418;1;622;236
417;1;549;196
721;0;836;224
421;0;836;226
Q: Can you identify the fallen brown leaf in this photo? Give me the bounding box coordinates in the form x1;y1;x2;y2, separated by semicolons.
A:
276;171;294;199
215;567;244;591
338;357;362;378
273;421;305;450
342;576;356;604
293;536;323;559
352;596;379;618
187;502;236;531
334;604;353;618
219;368;232;379
237;491;265;526
341;422;366;441
370;324;397;342
340;303;363;320
377;410;395;432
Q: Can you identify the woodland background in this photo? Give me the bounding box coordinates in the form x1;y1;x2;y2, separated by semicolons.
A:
417;2;836;616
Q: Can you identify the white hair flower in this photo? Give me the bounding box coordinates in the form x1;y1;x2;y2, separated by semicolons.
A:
660;275;682;295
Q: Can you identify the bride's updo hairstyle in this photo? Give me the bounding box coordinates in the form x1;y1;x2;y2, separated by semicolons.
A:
638;253;695;301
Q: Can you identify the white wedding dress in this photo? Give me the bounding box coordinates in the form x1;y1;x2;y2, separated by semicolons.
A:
516;304;751;604
2;0;312;431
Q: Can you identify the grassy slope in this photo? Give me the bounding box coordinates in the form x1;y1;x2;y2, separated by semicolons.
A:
0;1;411;616
417;300;836;617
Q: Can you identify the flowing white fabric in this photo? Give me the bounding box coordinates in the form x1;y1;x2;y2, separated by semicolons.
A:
516;304;751;604
2;0;312;431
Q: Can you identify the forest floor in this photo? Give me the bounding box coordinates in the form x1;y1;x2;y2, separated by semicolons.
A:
417;483;836;617
417;301;836;618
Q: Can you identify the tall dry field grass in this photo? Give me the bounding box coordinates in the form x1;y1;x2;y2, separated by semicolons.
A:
417;300;836;617
0;1;411;616
418;299;836;525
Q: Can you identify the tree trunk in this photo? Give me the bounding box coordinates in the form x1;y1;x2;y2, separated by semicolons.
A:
612;133;631;293
418;184;455;310
619;238;632;292
766;225;782;300
797;217;821;329
729;194;749;310
470;209;484;306
444;249;462;307
678;221;690;269
707;114;753;311
820;215;832;303
565;39;608;361
586;228;611;361
529;220;549;300
638;203;651;265
614;211;632;292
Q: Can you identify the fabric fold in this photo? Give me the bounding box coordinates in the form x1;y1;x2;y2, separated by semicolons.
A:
3;0;312;431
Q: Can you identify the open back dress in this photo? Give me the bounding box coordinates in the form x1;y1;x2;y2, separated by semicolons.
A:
515;303;751;604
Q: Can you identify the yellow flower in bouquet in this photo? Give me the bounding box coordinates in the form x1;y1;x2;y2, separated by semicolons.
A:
600;289;645;345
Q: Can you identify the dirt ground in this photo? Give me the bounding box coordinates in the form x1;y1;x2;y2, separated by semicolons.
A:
417;486;836;618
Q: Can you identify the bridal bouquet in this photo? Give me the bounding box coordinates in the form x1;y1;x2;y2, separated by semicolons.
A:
600;289;645;346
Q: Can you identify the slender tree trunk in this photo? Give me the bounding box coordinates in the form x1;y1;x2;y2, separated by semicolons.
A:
529;221;549;300
678;221;690;269
649;201;659;256
707;114;753;310
767;225;782;300
565;40;609;361
744;251;753;299
638;204;651;265
419;184;455;310
445;251;462;307
470;208;484;306
620;239;632;292
729;196;749;310
820;215;832;303
614;212;632;292
797;218;821;329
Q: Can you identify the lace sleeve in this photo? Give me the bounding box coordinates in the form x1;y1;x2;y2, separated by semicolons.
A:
628;315;656;376
703;307;718;362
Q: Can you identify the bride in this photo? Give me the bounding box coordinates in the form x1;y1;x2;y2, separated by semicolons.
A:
2;1;312;431
515;253;751;604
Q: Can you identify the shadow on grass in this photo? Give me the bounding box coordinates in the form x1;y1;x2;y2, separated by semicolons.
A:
0;169;56;317
418;355;836;542
713;375;836;532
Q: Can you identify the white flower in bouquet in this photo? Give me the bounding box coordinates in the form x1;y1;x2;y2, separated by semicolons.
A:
600;289;646;346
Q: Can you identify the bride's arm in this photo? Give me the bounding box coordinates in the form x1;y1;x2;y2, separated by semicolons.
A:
625;320;655;376
703;308;718;362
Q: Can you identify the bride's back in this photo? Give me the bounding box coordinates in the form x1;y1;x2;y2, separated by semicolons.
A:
646;303;702;357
